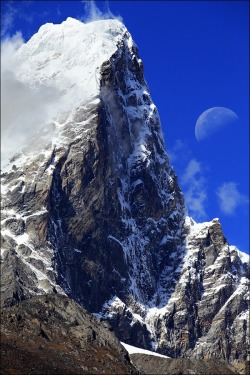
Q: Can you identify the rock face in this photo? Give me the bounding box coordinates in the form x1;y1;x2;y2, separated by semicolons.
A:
1;17;249;365
0;294;140;374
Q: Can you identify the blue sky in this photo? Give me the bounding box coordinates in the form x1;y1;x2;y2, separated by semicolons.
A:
1;1;249;253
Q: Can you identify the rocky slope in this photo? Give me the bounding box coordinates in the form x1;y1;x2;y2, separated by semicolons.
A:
1;17;249;366
0;294;140;374
122;342;247;374
130;353;240;375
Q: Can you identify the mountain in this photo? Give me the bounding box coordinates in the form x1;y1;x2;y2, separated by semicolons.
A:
1;17;249;368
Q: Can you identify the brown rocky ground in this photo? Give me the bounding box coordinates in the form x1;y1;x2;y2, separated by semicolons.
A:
1;294;248;375
0;294;140;375
130;353;249;375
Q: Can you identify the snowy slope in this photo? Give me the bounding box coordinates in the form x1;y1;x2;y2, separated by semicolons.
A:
15;17;127;106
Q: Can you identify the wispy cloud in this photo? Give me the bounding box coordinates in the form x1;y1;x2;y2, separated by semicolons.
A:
1;1;45;39
168;141;208;219
167;139;192;165
1;1;18;37
56;6;61;17
216;182;249;215
180;159;208;219
81;0;123;23
182;159;201;184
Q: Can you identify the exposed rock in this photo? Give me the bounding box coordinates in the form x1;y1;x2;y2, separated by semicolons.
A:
100;219;249;363
0;294;140;375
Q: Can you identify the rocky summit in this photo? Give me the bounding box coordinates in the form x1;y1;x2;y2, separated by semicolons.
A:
1;17;249;373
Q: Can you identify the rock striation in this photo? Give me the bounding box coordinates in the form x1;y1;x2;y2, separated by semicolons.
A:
1;17;249;367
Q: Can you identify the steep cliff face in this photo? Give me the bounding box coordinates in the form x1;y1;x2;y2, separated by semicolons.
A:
1;17;249;363
1;17;186;310
98;217;249;362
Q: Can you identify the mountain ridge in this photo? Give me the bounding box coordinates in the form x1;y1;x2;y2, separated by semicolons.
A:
1;17;249;367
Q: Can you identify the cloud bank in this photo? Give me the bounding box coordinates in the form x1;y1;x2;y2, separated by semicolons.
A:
1;33;70;167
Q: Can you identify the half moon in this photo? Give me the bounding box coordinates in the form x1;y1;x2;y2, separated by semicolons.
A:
195;107;238;141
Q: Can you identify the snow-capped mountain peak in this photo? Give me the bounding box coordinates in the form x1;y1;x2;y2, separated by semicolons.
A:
1;17;249;364
15;18;128;102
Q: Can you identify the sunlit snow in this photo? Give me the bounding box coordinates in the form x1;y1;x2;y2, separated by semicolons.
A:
120;342;171;358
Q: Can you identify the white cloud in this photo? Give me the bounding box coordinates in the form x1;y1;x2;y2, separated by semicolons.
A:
216;182;249;215
168;142;208;220
81;0;123;23
167;139;193;171
1;33;71;167
184;189;207;219
180;159;207;219
181;159;201;184
168;139;185;163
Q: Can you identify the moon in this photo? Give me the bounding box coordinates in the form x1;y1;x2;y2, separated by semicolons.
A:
195;107;238;141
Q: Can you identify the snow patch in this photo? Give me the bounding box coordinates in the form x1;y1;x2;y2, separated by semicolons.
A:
120;342;171;358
